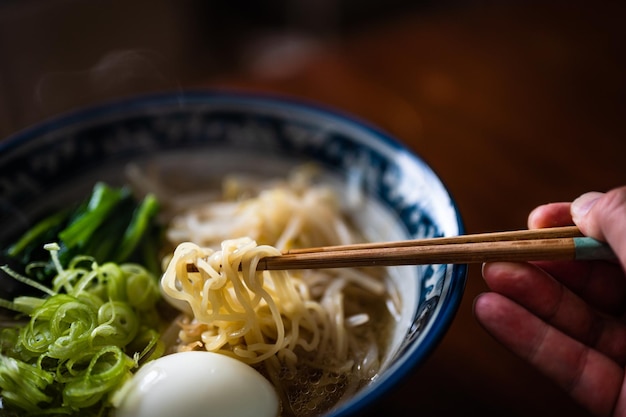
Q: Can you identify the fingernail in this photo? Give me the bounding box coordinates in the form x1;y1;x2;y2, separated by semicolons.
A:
527;206;542;228
571;191;603;219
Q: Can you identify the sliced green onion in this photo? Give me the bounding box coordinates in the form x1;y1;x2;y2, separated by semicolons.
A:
0;354;54;412
0;248;163;416
0;265;56;296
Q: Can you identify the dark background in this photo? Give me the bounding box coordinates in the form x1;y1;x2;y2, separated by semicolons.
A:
2;1;626;416
1;0;469;137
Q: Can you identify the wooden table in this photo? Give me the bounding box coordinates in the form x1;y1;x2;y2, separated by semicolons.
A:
202;2;626;416
1;1;623;416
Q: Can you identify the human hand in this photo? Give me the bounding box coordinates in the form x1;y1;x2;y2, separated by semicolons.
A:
474;186;626;416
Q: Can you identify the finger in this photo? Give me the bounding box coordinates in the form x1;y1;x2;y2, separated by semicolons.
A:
530;259;626;316
474;292;623;416
572;187;626;271
526;197;626;315
528;202;574;229
482;262;626;364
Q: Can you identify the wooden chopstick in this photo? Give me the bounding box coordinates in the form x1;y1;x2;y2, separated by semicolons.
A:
284;225;584;254
185;226;615;272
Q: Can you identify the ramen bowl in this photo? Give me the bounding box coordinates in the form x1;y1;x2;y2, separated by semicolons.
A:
0;91;466;417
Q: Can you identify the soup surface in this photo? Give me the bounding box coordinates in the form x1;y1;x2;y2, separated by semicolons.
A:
0;165;409;417
152;166;402;417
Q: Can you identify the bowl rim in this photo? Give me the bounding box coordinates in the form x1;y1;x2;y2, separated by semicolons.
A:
0;89;468;416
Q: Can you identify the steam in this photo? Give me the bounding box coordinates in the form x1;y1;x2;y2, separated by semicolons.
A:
35;49;181;115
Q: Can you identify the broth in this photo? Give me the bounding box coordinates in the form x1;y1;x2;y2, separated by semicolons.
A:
151;165;405;417
0;162;413;417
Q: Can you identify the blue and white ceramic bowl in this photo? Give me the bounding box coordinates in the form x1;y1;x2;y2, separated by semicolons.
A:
0;91;466;417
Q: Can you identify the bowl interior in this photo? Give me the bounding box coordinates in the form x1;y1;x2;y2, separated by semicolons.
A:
0;91;466;416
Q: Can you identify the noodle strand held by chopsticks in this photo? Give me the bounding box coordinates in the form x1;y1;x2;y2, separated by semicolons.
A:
159;168;397;416
161;239;326;365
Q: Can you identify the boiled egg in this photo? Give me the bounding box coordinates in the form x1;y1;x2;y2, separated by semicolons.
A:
115;351;279;417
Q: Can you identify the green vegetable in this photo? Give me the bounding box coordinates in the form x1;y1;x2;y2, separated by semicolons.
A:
5;211;68;259
113;193;160;263
58;184;127;249
0;245;164;416
0;355;54;412
4;182;162;289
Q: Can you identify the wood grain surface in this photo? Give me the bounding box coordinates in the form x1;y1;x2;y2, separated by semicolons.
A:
1;1;624;416
203;2;626;416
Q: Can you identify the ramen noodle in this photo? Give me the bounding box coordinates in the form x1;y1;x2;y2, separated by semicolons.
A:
158;167;400;417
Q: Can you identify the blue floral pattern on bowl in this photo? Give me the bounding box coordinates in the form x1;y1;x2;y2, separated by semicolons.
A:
0;91;466;417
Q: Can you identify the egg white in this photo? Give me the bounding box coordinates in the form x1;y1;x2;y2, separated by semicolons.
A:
114;351;279;417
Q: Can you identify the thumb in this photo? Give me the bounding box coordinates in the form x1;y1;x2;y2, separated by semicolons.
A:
571;186;626;265
570;191;605;237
